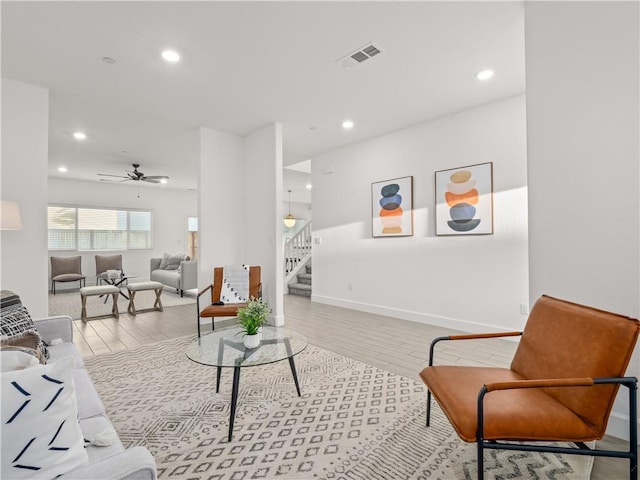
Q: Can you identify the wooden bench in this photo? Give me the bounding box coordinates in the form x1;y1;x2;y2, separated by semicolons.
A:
79;285;119;322
126;281;164;315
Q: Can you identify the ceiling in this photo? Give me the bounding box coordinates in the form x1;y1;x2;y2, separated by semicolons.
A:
1;1;525;200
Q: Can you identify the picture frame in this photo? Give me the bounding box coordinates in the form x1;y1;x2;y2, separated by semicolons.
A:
435;162;493;236
371;176;413;237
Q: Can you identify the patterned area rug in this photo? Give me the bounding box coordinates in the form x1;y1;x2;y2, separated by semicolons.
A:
48;288;196;319
84;335;593;479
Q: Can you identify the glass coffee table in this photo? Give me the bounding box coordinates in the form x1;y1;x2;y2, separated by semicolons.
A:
186;326;307;441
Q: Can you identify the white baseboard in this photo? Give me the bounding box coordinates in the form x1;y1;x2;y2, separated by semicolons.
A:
310;294;511;335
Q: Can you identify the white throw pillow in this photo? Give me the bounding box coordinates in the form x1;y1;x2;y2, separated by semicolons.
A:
1;352;88;479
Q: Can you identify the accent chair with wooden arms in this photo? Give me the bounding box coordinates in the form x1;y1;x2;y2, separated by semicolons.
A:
196;266;261;337
50;255;86;294
419;295;640;480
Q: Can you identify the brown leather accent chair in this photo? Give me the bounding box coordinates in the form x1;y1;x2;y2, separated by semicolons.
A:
196;266;261;337
419;295;640;480
50;256;86;294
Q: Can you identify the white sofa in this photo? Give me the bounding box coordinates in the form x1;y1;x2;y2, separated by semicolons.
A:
150;257;197;297
31;315;157;479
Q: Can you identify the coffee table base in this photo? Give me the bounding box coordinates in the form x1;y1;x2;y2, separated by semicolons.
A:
216;337;302;441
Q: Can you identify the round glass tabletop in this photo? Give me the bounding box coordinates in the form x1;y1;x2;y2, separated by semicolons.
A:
186;326;308;368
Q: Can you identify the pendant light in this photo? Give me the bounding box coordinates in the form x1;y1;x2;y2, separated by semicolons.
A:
283;190;296;228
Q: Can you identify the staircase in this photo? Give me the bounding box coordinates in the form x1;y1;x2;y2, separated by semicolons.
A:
288;264;311;297
284;221;312;297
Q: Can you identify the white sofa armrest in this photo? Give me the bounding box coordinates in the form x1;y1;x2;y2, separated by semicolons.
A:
150;257;162;275
59;447;157;480
180;260;198;291
33;315;73;343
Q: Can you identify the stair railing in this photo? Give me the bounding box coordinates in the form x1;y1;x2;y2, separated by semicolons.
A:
284;221;312;283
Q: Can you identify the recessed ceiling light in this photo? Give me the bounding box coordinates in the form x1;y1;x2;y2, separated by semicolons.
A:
306;183;312;190
58;166;68;173
73;131;87;140
342;120;354;129
475;69;494;81
102;57;116;64
162;50;181;63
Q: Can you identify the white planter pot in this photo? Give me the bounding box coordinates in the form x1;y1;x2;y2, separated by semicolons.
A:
244;333;261;349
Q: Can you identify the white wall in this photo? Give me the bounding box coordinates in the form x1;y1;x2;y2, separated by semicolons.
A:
311;95;529;333
1;79;50;317
525;1;639;441
47;177;197;290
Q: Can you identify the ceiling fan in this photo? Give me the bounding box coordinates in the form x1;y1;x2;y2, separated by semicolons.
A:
98;163;169;184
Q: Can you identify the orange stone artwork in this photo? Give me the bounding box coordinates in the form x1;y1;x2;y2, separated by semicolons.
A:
445;189;479;206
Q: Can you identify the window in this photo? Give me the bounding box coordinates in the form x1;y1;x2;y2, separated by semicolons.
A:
48;205;152;251
187;216;198;260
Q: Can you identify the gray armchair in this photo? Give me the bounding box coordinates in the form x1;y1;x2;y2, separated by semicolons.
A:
50;256;86;294
95;254;123;285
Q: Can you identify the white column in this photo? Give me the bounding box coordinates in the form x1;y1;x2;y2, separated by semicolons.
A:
525;1;639;440
244;123;284;325
198;127;245;288
1;79;49;317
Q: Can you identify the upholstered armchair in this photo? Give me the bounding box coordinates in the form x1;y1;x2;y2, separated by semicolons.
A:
419;295;640;480
95;254;123;285
50;256;86;294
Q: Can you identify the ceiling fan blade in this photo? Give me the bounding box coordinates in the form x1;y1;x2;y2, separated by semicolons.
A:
141;178;162;184
99;178;131;183
98;173;129;178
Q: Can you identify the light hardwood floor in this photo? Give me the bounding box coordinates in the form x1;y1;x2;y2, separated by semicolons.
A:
70;294;635;479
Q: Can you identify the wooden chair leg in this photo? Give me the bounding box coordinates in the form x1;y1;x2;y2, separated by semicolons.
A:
81;295;87;322
154;288;163;311
112;293;119;318
127;291;136;315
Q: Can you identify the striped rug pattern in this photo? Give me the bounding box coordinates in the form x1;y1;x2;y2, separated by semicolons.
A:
84;335;592;479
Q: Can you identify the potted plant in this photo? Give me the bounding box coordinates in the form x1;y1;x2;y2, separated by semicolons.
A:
237;297;270;348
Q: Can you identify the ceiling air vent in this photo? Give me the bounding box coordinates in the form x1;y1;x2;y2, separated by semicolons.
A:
337;42;383;69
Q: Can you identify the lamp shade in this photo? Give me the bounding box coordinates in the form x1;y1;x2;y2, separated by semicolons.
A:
1;201;22;230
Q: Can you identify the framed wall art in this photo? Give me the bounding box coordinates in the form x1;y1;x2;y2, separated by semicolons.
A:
371;176;413;237
435;162;493;236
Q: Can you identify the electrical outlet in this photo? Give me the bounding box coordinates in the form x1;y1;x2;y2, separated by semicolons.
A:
348;282;353;291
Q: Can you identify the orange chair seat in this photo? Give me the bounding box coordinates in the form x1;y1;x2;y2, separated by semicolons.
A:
420;365;599;443
200;302;248;318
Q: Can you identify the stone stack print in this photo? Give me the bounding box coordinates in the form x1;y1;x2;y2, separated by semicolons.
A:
444;169;481;232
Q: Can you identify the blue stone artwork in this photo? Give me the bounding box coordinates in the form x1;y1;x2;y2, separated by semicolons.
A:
380;194;402;210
